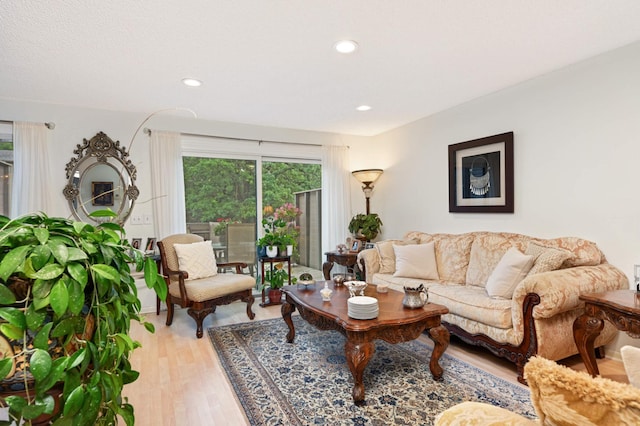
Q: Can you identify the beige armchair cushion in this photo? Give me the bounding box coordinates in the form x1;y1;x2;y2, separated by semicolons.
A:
174;240;218;280
168;273;255;302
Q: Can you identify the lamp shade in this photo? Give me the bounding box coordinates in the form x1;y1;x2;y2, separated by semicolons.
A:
352;169;383;184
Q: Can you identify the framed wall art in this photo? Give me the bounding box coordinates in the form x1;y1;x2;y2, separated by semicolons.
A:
448;132;514;213
91;181;114;206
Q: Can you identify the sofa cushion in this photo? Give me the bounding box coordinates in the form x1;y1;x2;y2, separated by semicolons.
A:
486;247;534;299
416;233;474;283
525;241;573;276
371;273;440;291
393;242;439;280
428;284;512;329
376;238;418;274
466;234;516;287
173;240;217;280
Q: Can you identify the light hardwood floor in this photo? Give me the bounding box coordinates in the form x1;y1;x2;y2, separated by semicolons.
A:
125;299;628;425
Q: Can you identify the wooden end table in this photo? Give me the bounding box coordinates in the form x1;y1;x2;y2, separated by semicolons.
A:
323;251;359;280
259;255;291;307
281;282;450;405
573;290;640;376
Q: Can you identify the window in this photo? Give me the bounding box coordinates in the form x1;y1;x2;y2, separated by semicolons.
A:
0;123;13;216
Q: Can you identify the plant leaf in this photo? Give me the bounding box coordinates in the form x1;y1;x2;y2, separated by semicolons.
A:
33;227;49;245
30;348;52;381
0;307;26;329
91;264;119;282
0;284;16;305
62;385;85;417
26;303;46;329
31;264;65;280
50;279;69;316
48;240;69;266
30;244;52;270
0;323;23;340
0;358;14;379
66;247;88;262
67;262;88;287
90;209;116;218
22;403;46;420
33;322;53;350
0;245;31;282
67;279;84;315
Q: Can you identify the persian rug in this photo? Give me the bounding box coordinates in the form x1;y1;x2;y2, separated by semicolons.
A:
208;317;536;425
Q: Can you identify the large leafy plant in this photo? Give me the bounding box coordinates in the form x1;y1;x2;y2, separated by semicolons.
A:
0;212;166;425
348;213;383;241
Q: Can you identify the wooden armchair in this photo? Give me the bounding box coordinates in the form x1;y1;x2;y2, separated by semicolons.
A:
158;234;256;338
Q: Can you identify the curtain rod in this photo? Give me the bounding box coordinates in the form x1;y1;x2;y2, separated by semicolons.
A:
0;119;55;129
143;127;323;148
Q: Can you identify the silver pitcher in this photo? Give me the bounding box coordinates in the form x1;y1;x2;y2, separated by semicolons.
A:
402;284;428;308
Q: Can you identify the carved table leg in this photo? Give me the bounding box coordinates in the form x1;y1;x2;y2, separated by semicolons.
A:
281;300;296;343
345;340;375;406
573;313;604;376
427;324;450;381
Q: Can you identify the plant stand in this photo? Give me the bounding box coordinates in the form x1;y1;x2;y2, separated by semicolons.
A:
259;255;291;307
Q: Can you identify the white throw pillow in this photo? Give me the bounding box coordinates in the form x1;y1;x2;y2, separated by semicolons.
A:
173;241;217;280
485;247;534;299
621;345;640;388
393;242;439;280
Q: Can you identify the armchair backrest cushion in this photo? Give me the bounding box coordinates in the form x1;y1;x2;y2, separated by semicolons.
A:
174;240;218;280
159;234;204;281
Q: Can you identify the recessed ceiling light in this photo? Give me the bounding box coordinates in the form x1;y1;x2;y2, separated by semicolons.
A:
182;78;202;87
334;40;359;54
356;105;371;111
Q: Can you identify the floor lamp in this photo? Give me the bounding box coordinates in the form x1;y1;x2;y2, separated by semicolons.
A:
351;169;383;215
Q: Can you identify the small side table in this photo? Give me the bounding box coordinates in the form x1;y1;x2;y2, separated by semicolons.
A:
573;290;640;376
323;251;359;280
259;255;291;307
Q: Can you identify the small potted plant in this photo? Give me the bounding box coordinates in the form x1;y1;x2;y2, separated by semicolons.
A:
261;262;296;303
348;213;383;241
257;215;287;257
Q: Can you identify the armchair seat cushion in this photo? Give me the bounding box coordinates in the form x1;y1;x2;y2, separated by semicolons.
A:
168;273;255;302
429;284;513;329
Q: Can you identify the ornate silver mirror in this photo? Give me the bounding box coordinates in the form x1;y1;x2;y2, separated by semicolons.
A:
63;132;139;224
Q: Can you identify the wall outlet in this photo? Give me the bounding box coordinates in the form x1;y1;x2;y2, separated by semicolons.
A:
130;215;142;225
143;214;152;225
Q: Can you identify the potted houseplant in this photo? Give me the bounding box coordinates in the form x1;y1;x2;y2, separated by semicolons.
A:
0;211;166;425
257;215;287;257
261;262;296;304
348;213;383;241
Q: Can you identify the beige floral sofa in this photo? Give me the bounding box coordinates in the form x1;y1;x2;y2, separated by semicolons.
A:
357;231;628;383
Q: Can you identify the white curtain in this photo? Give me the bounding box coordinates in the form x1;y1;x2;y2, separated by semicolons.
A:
149;130;186;239
10;122;52;217
321;145;351;254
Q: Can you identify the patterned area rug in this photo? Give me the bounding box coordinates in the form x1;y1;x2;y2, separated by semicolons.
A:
208;317;536;425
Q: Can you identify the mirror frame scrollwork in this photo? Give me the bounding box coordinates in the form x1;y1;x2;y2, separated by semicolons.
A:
63;132;139;225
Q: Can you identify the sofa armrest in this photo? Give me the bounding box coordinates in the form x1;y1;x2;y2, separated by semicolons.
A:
512;263;629;321
357;248;380;283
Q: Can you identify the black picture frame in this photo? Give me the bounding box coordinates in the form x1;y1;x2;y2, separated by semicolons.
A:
91;181;114;206
131;238;142;250
448;132;514;213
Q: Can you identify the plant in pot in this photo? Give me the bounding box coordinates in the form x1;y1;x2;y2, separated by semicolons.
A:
0;211;166;425
348;213;383;242
257;216;286;258
261;263;296;304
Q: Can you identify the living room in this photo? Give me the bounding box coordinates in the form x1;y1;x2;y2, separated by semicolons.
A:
2;2;640;424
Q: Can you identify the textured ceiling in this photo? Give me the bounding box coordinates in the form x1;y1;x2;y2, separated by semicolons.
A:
1;1;640;136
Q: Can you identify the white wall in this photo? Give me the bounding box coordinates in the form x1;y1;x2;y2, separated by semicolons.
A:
354;41;640;355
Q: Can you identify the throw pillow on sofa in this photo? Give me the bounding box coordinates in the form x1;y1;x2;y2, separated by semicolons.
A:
393;242;439;280
486;247;534;299
525;241;573;275
376;238;418;274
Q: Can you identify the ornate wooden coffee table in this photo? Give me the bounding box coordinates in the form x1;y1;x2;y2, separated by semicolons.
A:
281;282;450;406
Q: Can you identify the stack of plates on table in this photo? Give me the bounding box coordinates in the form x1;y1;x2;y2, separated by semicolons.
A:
347;296;379;320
